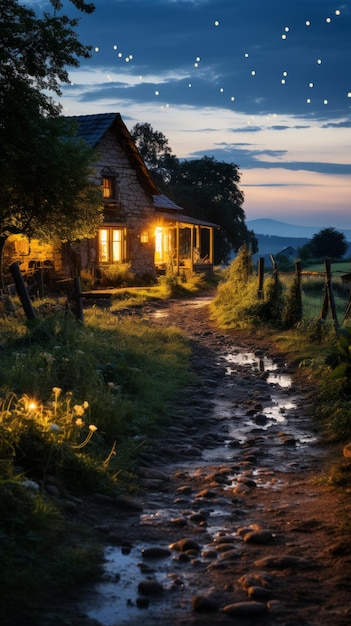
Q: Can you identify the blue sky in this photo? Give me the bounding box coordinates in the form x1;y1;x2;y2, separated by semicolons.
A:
26;0;351;228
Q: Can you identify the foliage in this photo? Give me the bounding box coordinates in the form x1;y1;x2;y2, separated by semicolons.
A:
282;275;303;328
0;476;101;622
325;326;351;395
0;296;193;621
98;262;135;287
211;247;284;327
0;1;102;274
131;122;173;173
298;227;348;260
130;123;257;264
0;115;103;244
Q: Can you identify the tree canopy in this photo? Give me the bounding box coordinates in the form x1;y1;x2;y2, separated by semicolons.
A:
0;0;102;261
298;227;348;260
131;123;257;264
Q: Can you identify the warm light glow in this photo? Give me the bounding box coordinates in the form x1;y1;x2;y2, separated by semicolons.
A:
140;230;149;243
28;401;37;410
155;227;163;253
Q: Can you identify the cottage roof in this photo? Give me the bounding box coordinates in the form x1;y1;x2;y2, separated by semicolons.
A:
66;113;183;212
65;112;218;228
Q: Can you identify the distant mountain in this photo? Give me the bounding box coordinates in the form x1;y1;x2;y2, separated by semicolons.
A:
253;234;309;258
247;218;351;240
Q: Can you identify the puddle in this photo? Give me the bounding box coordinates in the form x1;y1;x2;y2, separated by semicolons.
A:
146;296;213;320
224;351;291;389
80;342;318;624
83;545;190;625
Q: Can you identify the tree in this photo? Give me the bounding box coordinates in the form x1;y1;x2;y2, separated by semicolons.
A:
131;124;257;264
307;228;347;259
0;1;102;277
164;156;258;263
130;122;180;185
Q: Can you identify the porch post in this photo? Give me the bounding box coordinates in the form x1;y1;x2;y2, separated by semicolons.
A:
176;222;180;274
209;227;214;263
190;225;195;269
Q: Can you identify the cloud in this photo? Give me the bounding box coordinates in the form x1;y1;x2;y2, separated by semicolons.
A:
188;143;351;175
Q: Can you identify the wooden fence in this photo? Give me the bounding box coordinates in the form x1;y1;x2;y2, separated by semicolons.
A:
257;256;351;329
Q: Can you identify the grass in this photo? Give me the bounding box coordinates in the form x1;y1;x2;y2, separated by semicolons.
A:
0;270;216;623
1;262;350;621
211;250;351;447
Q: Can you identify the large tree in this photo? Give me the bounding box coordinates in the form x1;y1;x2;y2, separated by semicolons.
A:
299;227;348;260
0;1;101;274
131;124;257;264
165;156;257;263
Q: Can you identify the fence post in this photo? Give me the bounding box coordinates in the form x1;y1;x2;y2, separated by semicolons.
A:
257;257;264;299
325;258;339;328
9;262;37;320
69;277;84;322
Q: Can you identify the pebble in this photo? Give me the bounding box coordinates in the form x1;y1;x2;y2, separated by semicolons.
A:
254;554;314;569
222;601;267;616
141;547;171;559
138;580;164;595
242;529;274;544
192;595;219;612
169;538;201;553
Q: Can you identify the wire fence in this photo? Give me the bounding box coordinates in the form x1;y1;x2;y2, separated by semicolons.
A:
259;257;351;328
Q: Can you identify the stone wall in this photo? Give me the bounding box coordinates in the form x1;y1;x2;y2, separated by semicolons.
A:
91;128;157;278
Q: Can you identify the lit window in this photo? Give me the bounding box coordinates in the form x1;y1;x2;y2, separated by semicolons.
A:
102;176;115;199
140;230;149;243
99;228;125;263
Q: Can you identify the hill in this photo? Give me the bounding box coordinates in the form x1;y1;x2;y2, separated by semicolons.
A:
254;234;309;258
247;218;351;240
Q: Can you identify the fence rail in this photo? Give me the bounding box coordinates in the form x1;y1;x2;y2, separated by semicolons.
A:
258;256;351;328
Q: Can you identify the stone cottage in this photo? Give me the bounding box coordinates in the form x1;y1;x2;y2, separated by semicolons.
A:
4;112;216;285
65;112;216;281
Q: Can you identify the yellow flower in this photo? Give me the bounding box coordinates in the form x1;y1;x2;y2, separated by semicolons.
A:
73;405;85;416
83;401;89;409
52;387;62;397
75;418;83;427
88;424;97;432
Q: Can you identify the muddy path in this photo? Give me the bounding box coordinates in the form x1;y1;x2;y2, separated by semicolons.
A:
75;295;351;626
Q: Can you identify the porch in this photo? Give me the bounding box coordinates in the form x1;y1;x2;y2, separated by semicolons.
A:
154;212;217;276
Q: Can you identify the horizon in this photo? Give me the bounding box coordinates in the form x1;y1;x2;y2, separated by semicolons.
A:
24;1;351;228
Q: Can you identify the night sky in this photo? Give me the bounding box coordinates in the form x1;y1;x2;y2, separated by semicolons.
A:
25;1;351;228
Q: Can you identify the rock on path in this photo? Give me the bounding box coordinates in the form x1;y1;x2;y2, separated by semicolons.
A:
78;295;351;626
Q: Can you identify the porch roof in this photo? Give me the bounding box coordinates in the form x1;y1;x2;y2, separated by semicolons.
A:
151;194;184;212
155;211;219;229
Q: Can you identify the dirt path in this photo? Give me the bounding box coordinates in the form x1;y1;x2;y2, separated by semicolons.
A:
72;295;351;626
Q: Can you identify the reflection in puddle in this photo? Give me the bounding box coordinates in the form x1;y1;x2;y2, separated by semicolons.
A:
80;341;318;624
224;351;291;389
83;545;182;625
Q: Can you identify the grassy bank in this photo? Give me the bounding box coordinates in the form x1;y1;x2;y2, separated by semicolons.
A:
210;250;351;449
0;272;215;624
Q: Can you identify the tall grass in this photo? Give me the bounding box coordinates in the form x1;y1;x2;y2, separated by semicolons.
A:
211;251;351;447
0;294;192;622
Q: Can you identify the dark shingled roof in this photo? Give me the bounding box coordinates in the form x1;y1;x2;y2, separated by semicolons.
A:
64;113;219;226
66;113;183;213
68;113;118;148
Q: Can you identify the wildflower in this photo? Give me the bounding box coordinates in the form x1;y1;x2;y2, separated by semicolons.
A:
83;401;89;409
40;352;55;364
73;404;85;417
75;418;84;427
75;350;84;356
72;424;98;449
52;387;62;397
